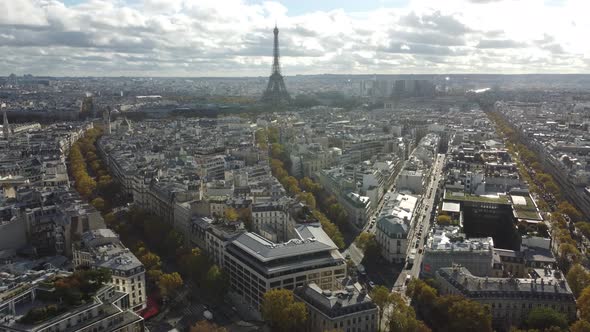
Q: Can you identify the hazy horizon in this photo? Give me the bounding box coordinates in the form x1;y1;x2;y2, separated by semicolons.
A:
2;0;590;77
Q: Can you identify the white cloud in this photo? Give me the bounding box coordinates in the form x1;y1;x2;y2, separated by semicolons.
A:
0;0;588;76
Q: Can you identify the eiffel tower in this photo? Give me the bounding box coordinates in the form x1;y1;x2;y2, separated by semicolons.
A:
261;25;290;106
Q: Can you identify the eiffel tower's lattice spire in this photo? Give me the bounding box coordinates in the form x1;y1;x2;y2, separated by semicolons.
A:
261;24;290;106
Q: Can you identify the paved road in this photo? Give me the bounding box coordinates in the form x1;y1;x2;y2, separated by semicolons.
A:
343;160;408;266
393;153;446;289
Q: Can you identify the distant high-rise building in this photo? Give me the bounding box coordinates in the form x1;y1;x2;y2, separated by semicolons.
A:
261;25;290;107
103;106;112;135
3;111;10;140
80;95;94;118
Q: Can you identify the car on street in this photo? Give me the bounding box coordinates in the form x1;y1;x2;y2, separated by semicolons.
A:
405;274;412;285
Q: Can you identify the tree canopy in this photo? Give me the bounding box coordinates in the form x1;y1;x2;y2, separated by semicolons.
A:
158;272;183;298
525;307;568;330
262;289;307;332
566;264;590;298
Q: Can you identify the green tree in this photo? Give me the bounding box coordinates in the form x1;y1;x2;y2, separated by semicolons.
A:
388;292;431;332
567;264;590;298
205;265;229;299
103;211;116;226
262;289;308;332
267;127;279;144
270;143;285;160
163;230;184;257
90;197;107;212
355;232;380;262
158;272;183;298
370;285;392;328
327;203;348;225
525;307;567;330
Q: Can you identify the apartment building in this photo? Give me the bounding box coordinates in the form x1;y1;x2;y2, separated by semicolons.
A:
375;192;418;263
72;229;147;312
295;283;378;332
0;272;144;332
436;266;576;330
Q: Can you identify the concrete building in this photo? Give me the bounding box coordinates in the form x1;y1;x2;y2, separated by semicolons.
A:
72;229;147;312
375;192;418;263
436;266;576;331
421;226;495;278
0;271;144;332
221;224;346;311
396;170;424;194
251;199;293;242
294;282;378;332
341;192;371;229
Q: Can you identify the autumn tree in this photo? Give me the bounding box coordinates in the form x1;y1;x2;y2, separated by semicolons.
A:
312;210;344;249
262;289;307;332
297;192;317;209
147;269;163;284
440;295;492;332
158;272;183;298
557;201;582;221
224;208;239;222
437;214;452;225
578;287;590;322
300;177;321;194
566;264;590;298
570;320;590;332
575;222;590;240
190;320;227;332
139;252;161;271
283;176;301;195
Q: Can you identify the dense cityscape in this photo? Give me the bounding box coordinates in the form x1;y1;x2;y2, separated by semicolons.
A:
3;1;590;332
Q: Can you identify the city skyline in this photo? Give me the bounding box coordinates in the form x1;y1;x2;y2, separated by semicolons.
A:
1;0;590;77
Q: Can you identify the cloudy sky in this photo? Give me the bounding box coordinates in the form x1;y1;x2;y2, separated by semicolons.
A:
1;0;589;76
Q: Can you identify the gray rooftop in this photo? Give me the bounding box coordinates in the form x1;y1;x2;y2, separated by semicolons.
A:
232;224;337;263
